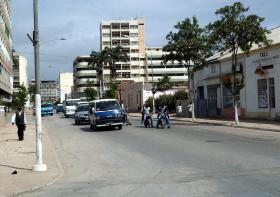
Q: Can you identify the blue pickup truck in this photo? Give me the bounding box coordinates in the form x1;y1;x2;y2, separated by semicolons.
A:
41;103;54;116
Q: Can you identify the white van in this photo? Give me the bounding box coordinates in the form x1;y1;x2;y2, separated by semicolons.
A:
64;99;81;117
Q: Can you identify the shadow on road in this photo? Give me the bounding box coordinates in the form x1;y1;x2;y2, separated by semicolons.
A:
80;126;118;133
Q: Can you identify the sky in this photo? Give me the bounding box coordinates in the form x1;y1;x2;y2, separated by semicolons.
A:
11;0;280;81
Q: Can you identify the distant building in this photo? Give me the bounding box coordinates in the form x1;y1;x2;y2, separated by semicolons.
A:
193;26;280;120
100;18;146;85
0;0;13;102
13;53;28;91
40;80;57;103
145;47;188;84
73;56;98;100
118;82;187;112
58;72;73;103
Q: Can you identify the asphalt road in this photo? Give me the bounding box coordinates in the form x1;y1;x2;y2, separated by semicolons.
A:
20;114;280;197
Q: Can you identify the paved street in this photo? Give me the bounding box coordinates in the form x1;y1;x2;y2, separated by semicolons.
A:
20;114;280;197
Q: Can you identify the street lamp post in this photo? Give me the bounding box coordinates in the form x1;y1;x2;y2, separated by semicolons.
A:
32;0;47;172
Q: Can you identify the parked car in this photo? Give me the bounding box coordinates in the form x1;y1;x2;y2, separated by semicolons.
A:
41;103;54;116
56;103;64;113
74;103;89;125
89;99;123;130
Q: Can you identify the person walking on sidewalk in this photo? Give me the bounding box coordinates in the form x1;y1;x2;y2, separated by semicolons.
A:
11;107;27;141
177;103;183;118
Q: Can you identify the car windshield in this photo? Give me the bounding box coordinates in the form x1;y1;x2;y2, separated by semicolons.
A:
42;104;52;108
95;101;121;111
77;105;88;111
66;101;79;106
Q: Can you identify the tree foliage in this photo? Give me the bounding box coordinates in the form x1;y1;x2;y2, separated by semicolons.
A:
28;84;36;103
173;90;189;100
84;87;97;101
162;16;212;70
207;2;271;124
207;1;271;95
156;74;173;92
103;83;118;99
102;46;128;81
12;85;28;108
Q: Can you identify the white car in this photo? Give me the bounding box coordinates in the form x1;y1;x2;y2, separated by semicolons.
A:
64;99;81;117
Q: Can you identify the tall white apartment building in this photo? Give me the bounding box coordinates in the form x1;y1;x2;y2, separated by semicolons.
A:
58;72;73;103
0;0;13;102
13;53;28;91
100;18;146;84
145;47;188;84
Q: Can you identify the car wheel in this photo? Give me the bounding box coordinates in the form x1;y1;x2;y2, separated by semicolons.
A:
77;120;80;125
75;119;77;125
118;125;122;130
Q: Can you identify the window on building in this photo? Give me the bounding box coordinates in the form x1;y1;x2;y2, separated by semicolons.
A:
131;49;139;53
121;23;129;29
211;65;216;73
130;33;138;37
111;23;120;29
257;78;275;109
112;31;120;37
121;39;129;45
102;41;110;45
112;40;120;46
223;88;233;108
269;78;275;108
130;41;138;45
257;79;268;108
102;25;110;29
121;31;129;38
130;25;138;29
102;33;110;37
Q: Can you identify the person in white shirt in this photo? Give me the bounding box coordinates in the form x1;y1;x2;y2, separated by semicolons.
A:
177;103;183;117
11;107;27;141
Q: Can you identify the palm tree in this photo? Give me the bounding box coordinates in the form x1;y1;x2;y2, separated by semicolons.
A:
103;46;128;83
88;50;105;98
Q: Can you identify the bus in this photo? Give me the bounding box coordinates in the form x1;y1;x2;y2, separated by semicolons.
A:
63;98;81;117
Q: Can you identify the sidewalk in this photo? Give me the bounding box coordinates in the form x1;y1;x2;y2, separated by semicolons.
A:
0;113;63;197
129;113;280;132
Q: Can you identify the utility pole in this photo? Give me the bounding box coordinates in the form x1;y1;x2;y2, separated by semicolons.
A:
32;0;47;172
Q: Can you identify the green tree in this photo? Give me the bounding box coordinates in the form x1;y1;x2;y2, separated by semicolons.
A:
84;88;97;101
103;46;128;82
163;16;212;120
207;2;271;124
155;74;173;92
12;85;28;108
28;84;36;104
84;80;97;101
88;50;106;97
173;90;189;100
103;83;118;99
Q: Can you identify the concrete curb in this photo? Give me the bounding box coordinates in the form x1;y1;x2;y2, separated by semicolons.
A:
13;127;65;197
129;115;280;133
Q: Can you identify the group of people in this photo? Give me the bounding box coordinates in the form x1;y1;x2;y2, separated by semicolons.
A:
141;104;171;128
